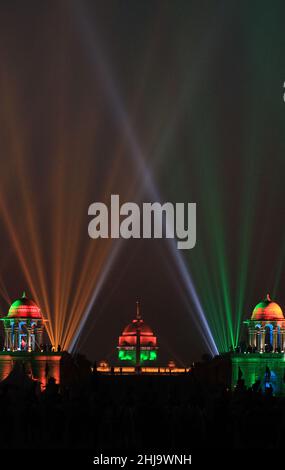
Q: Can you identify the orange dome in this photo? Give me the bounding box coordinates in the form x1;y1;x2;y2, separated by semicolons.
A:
251;294;284;321
118;302;157;347
7;292;42;319
122;318;154;336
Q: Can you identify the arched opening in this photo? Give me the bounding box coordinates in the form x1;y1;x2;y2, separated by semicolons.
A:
19;321;27;351
264;324;273;352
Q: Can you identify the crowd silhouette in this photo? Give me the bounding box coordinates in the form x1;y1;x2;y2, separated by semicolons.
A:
0;353;284;449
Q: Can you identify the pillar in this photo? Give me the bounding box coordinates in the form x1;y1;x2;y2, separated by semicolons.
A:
3;331;7;350
281;330;285;351
13;324;19;351
8;328;12;350
273;328;278;351
256;330;260;351
27;327;32;352
260;329;265;352
249;329;256;347
5;327;12;350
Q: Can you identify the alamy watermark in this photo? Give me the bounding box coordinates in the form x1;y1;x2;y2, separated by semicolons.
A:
88;195;196;250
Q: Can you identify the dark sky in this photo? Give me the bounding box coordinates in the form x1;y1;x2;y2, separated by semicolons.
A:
0;0;285;363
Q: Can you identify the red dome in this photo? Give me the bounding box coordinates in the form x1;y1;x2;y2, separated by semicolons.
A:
251;294;284;321
7;293;42;319
122;318;154;336
118;303;157;347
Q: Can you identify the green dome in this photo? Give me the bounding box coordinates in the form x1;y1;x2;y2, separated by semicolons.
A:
7;292;42;319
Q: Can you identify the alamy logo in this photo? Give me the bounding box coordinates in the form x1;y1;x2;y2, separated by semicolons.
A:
88;195;196;250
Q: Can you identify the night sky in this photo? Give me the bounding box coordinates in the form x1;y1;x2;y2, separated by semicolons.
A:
0;0;285;363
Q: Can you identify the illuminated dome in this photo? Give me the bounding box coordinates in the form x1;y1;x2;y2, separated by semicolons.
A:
119;302;157;347
7;292;42;319
122;318;154;336
251;294;284;321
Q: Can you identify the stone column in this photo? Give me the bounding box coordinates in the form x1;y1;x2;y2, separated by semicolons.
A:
27;327;32;352
5;327;12;350
281;329;285;351
13;324;19;351
273;328;278;351
256;331;260;351
4;327;8;350
260;329;265;352
249;329;255;347
8;328;12;350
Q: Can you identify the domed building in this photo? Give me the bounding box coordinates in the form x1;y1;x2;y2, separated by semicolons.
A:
118;302;158;366
229;294;285;396
0;293;61;389
244;294;285;352
1;292;45;352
